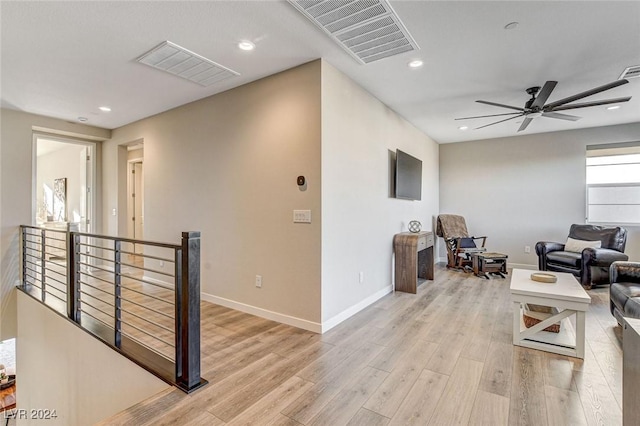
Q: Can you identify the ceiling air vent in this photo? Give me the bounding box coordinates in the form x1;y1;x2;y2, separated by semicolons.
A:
136;41;239;87
287;0;419;64
620;65;640;80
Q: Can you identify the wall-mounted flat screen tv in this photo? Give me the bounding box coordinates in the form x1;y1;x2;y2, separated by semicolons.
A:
395;149;422;200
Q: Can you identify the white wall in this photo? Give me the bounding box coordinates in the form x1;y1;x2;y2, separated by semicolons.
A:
0;108;109;340
17;291;169;425
321;61;440;325
103;61;322;328
439;122;640;267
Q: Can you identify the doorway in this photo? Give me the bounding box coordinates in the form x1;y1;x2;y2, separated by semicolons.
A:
33;135;96;233
127;145;144;258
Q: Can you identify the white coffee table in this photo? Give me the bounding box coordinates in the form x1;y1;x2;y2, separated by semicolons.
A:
510;269;591;359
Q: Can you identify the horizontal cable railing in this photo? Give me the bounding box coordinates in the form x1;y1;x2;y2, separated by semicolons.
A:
19;225;206;393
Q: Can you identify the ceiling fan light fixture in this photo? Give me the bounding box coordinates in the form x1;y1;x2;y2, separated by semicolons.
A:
459;79;631;133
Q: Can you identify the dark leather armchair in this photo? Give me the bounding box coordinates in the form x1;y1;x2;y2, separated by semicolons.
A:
610;261;640;325
536;224;628;289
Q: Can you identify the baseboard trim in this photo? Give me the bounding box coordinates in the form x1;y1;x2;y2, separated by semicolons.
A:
200;293;322;333
141;275;173;289
200;285;393;335
509;263;537;270
321;285;393;334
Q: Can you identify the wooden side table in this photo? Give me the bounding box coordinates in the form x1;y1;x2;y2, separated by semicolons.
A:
393;231;434;293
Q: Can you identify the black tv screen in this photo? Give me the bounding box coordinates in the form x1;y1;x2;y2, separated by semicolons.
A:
395;149;422;200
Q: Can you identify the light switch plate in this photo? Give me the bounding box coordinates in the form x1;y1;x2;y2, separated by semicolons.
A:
293;210;311;223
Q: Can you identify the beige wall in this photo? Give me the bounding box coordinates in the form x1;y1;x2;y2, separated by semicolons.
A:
17;291;169;425
102;60;442;331
439;122;640;267
0;108;109;339
321;61;440;324
103;61;322;326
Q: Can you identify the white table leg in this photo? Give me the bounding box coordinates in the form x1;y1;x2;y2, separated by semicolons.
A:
513;301;521;346
576;310;586;359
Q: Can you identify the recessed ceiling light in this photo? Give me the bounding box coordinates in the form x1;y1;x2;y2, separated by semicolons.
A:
238;41;255;51
458;126;469;131
607;105;621;110
504;22;519;30
408;60;423;68
77;117;88;122
99;106;111;112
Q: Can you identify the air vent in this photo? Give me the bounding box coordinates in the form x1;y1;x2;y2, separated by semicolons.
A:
620;65;640;80
287;0;419;64
136;41;239;87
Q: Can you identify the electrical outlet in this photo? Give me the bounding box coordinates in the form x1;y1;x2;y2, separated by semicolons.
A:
525;246;531;254
359;272;364;283
255;275;262;288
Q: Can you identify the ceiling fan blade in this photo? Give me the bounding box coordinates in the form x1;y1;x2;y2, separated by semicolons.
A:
517;117;534;132
455;112;522;120
476;100;525;112
531;81;557;109
544;79;629;109
475;114;523;130
549;97;632;112
541;112;581;121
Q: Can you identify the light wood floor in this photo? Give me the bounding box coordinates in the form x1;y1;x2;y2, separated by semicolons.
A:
100;265;623;425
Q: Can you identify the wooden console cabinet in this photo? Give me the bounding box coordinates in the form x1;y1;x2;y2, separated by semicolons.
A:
393;231;434;293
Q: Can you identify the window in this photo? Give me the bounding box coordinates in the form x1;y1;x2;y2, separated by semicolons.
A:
586;143;640;224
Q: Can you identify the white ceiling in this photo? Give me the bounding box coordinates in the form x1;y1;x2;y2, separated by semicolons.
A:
1;1;639;144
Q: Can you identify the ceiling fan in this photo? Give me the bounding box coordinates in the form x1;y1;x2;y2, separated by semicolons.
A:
456;79;631;132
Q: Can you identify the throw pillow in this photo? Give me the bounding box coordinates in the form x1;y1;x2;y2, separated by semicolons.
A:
564;237;602;253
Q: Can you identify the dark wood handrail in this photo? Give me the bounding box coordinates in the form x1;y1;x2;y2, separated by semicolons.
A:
21;225;181;249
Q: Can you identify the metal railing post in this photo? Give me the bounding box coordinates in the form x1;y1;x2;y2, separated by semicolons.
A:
20;227;27;290
114;240;122;348
174;247;183;380
176;231;202;391
40;229;46;302
67;231;80;322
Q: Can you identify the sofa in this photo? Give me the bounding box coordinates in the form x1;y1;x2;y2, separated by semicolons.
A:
610;261;640;325
536;224;628;289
